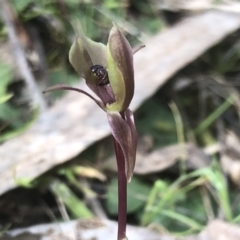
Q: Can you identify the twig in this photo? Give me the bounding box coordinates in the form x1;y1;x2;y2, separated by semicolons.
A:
0;0;47;112
55;193;70;222
39;198;58;222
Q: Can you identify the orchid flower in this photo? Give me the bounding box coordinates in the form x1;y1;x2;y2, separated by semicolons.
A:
44;23;144;240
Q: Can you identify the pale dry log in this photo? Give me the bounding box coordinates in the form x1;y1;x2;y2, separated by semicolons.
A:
1;10;240;195
6;219;240;240
156;0;240;13
6;218;173;240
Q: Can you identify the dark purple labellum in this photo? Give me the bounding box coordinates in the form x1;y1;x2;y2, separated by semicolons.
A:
90;65;109;86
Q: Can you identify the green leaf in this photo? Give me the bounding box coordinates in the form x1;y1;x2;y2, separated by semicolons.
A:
0;108;38;142
0;62;13;95
136;99;177;147
0;93;13;105
15;178;34;188
161;210;203;230
106;177;151;215
50;180;93;218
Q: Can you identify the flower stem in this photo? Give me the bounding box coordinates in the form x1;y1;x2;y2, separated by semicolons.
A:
113;137;127;240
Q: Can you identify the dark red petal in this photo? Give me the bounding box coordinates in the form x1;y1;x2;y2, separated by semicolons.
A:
132;44;145;54
107;24;134;112
107;110;137;181
43;84;105;110
123;108;137;177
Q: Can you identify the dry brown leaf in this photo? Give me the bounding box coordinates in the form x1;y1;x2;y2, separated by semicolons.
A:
1;10;240;195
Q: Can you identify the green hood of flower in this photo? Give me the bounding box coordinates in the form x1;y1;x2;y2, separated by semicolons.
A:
69;23;134;112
